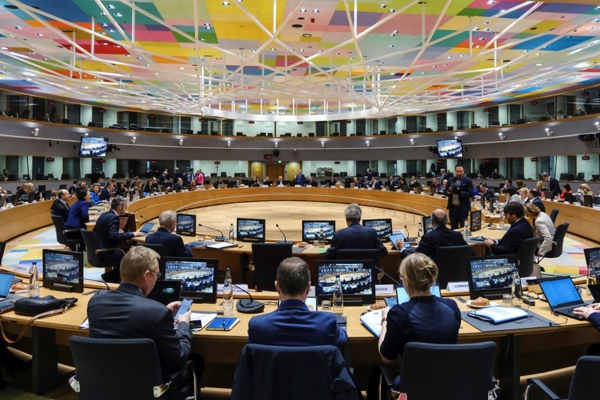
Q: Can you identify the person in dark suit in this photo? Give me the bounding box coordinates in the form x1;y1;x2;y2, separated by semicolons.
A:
65;189;90;230
395;209;469;260
478;183;495;200
99;181;113;202
368;177;381;190
501;179;516;193
542;172;561;198
529;189;546;213
146;210;193;258
93;196;143;282
436;179;448;195
68;180;79;195
276;176;285;186
439;168;448;183
326;204;388;260
172;178;184;193
387;176;399;189
159;170;172;188
484;202;534;255
295;169;306;186
248;257;347;348
366;168;373;181
87;246;204;399
173;167;183;183
50;189;70;221
327;176;337;187
445;165;474;229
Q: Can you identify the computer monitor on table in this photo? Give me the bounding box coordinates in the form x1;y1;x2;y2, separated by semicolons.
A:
362;219;392;242
42;249;84;293
315;260;376;306
302;221;336;244
470;210;482;232
467;255;517;300
160;257;218;303
176;214;196;236
237;218;266;242
422;216;433;234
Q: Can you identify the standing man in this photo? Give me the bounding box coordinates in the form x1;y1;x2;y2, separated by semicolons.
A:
439;168;449;183
542;172;561;198
445;165;474;229
295;169;306;186
146;210;193;258
93;196;143;282
50;189;70;221
88;246;203;399
483;202;533;255
326;204;388;260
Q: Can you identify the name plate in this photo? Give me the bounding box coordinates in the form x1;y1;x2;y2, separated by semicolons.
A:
14;264;32;274
308;286;316;297
375;284;395;295
521;276;537;288
217;283;249;295
447;281;469;292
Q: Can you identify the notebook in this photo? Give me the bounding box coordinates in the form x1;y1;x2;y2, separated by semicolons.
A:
538;277;591;320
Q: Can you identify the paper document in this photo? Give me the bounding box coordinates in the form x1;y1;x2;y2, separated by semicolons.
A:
360;310;383;337
206;242;237;249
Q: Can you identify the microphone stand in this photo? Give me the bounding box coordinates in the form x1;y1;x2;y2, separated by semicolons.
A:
404;225;412;241
371;264;403;286
275;224;294;245
219;275;264;313
198;224;226;241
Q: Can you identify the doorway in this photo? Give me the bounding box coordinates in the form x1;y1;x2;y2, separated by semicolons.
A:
266;164;285;181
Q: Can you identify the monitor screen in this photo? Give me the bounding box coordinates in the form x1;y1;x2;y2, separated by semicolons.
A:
467;255;517;300
302;220;336;243
160;257;218;303
470;210;482;232
362;219;392;241
237;218;265;242
585;247;600;278
315;260;376;305
79;136;109;157
42;249;84;293
422;216;433;234
176;214;196;236
436;139;463;158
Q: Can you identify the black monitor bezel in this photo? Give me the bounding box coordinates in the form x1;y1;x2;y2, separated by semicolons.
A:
584;247;600;271
470;210;482;232
362;218;393;242
42;249;84;293
301;220;336;244
176;214;197;236
236;217;266;242
160;256;218;303
79;136;109;157
422;216;433;234
467;255;517;300
436;138;463;158
315;259;377;305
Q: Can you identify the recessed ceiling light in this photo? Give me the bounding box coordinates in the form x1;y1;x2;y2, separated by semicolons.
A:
536;63;543;66
0;47;7;50
303;33;312;37
389;45;394;48
101;23;109;27
388;9;395;12
154;72;159;75
299;8;306;12
179;67;185;70
114;12;122;17
15;26;22;29
447;56;453;59
36;33;43;36
379;4;386;8
312;9;319;13
270;47;276;51
222;1;230;5
318;50;323;53
107;4;116;9
335;52;340;55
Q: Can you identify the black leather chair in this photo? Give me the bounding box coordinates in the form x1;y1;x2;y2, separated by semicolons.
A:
542;222;569;259
137;242;167;259
250;243;292;291
524;355;600;400
69;336;197;400
434;245;473;288
515;237;540;277
0;240;5;265
80;229;124;274
51;215;83;251
382;342;497;400
549;208;559;224
231;344;358;400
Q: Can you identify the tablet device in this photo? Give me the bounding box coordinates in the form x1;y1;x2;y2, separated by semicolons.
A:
389;233;410;250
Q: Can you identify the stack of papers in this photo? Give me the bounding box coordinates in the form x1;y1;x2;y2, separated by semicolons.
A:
467;307;528;324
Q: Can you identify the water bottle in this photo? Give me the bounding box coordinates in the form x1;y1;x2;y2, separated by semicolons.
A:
223;268;233;316
332;274;344;315
499;213;504;228
511;269;522;307
464;219;470;238
229;223;234;242
418;222;423;238
28;262;40;298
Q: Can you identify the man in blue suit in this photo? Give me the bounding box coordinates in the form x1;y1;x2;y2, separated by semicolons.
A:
93;196;143;282
529;189;546;213
326;204;388;260
146;210;193;258
445;165;474;229
248;257;347;348
295;169;306;186
484;202;533;255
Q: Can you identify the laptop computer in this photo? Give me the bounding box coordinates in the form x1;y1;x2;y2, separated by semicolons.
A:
0;273;17;310
140;222;156;236
543;190;553;200
146;280;181;306
538;276;591;320
384;283;441;307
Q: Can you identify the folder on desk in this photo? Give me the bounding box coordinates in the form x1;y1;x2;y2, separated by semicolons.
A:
467;307;528;325
206;317;240;331
360;310;383;337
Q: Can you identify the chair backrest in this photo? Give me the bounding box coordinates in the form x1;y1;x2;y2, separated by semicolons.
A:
398;342;496;400
138;243;167;259
433;245;473;288
69;336;163;400
516;237;540;277
80;229;102;267
0;241;5;265
51;214;69;246
549;208;559;224
231;344;357;400
569;356;600;400
336;249;381;270
547;222;569;258
251;243;292;291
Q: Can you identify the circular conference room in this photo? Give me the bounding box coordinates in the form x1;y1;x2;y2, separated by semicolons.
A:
1;1;600;399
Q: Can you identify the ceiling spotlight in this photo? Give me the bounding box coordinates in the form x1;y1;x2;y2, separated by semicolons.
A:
227;141;231;148
130;137;136;143
178;139;183;146
409;138;415;145
321;142;325;148
498;132;505;141
31;128;39;136
545;128;553;136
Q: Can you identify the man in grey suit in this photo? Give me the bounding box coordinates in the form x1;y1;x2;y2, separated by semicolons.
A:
87;246;204;399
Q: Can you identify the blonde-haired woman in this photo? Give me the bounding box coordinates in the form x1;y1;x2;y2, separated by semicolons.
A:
524;203;555;257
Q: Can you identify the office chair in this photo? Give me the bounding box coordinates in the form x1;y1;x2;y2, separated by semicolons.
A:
231;344;358;400
381;342;497;400
434;245;473;288
80;229;124;274
336;249;381;280
137;243;167;259
515;237;540;277
250;243;292;291
549;208;559;224
542;222;569;259
524;355;600;400
51;215;84;251
0;241;5;265
69;336;198;400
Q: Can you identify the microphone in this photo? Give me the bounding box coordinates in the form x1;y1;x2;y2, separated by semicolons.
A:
275;224;294;245
371;263;403;286
198;224;226;241
404;225;412;241
219;276;264;314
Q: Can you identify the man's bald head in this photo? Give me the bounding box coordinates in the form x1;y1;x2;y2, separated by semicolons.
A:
430;209;448;227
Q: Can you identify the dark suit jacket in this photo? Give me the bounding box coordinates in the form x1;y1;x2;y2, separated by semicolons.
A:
88;284;193;396
146;227;193;258
326;222;388;260
99;187;111;201
93;210;134;264
65;200;90;229
446;176;474;212
532;197;546;213
50;199;69;221
482;188;495;200
295;173;306;186
549;177;561;197
491;217;534;255
248;299;347;347
402;225;469;260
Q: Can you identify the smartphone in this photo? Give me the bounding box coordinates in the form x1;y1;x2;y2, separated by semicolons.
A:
175;298;193;321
